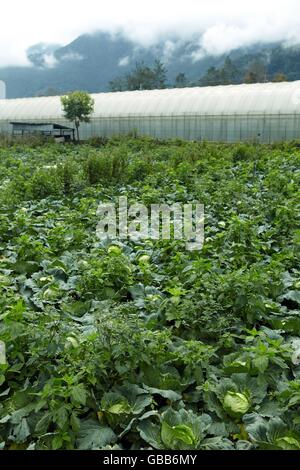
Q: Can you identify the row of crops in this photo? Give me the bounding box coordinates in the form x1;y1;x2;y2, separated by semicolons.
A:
0;136;299;450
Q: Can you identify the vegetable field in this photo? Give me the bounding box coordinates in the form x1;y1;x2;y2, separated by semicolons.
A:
0;137;299;450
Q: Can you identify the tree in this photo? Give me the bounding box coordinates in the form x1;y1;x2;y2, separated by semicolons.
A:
61;91;94;141
152;59;167;89
200;67;222;86
272;73;287;83
244;61;267;84
126;62;155;91
200;58;240;87
175;73;188;88
109;77;127;92
37;87;61;97
244;71;257;84
109;59;168;92
221;57;239;84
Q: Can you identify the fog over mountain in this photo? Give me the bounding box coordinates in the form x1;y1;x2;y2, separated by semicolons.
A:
1;1;300;65
1;0;300;97
1;32;300;98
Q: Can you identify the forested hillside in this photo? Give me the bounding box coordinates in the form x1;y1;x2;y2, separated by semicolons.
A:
1;32;300;98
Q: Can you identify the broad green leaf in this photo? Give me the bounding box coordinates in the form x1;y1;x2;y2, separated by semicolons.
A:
77;420;116;450
131;395;152;414
14;418;31;443
253;355;269;373
275;436;300;450
70;384;87;406
54;406;69;430
142;385;181;401
283;291;300;305
137;420;164;450
201;436;235;450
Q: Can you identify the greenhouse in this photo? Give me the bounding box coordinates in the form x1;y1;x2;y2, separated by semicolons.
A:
1;81;300;142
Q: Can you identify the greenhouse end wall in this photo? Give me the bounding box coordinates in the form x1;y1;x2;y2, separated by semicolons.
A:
1;113;299;143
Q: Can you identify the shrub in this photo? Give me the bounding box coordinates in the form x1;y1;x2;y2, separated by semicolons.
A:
232;144;255;162
84;150;128;184
86;136;108;147
84;153;113;184
29;168;62;199
57;159;85;194
0;133;53;148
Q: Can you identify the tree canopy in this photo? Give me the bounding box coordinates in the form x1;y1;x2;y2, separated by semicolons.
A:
61;91;94;141
109;60;167;92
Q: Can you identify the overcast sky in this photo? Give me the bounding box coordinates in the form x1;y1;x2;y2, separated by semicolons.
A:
1;0;300;66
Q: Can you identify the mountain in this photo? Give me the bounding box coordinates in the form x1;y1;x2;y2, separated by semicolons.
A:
0;32;223;98
0;32;300;98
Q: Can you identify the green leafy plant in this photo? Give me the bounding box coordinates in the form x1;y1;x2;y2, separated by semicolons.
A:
0;137;298;450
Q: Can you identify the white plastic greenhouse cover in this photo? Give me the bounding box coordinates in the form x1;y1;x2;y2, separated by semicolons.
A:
1;81;300;119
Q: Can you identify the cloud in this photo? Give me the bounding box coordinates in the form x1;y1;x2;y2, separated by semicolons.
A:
162;41;178;62
26;44;84;69
0;0;300;67
43;53;58;68
59;52;84;63
118;56;130;67
26;43;60;68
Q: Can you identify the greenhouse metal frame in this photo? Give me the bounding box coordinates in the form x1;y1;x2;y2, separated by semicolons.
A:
0;81;300;142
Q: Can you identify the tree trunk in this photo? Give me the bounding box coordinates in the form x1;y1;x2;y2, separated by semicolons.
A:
75;122;80;142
